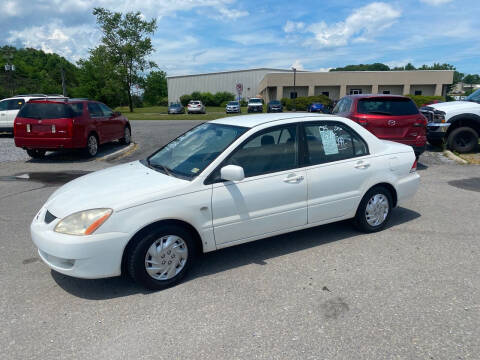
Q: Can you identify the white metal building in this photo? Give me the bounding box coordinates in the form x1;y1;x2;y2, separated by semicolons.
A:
167;68;292;104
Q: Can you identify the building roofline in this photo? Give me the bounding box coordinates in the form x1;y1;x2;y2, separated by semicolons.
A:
167;67;307;79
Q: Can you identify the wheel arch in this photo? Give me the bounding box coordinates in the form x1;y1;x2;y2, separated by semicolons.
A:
363;182;398;208
447;114;480;136
121;218;204;275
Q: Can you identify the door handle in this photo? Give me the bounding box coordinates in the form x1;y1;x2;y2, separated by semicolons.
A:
355;161;370;169
283;174;304;183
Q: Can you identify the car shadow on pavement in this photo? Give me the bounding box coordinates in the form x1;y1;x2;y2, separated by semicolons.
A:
26;141;129;164
51;206;421;300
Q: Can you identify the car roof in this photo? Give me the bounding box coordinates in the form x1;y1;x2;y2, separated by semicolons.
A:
211;113;340;128
28;99;84;104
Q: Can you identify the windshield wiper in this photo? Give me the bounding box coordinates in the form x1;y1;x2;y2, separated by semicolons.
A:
148;161;174;177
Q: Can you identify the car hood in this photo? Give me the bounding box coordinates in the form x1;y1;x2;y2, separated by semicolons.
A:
45;161;190;218
428;101;480;113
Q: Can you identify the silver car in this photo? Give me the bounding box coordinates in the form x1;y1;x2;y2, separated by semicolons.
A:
187;100;206;114
225;101;241;114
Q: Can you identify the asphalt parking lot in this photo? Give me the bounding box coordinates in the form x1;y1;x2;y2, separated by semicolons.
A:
1;120;480;359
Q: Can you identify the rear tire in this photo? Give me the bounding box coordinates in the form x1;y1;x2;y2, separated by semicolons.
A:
85;134;98;157
447;127;479;153
26;149;46;159
127;224;198;290
354;186;393;233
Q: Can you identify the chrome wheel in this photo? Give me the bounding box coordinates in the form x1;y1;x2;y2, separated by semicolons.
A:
145;235;188;281
365;194;389;227
87;135;98;156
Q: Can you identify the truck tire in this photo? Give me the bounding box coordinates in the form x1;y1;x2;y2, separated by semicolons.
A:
447;127;479;153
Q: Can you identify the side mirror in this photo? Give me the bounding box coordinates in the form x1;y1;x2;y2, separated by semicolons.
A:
220;165;245;182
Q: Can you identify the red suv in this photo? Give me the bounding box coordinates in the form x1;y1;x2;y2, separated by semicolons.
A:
332;95;427;157
14;99;131;158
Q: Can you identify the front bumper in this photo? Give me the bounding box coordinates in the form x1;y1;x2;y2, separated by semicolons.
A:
268;107;282;112
226;108;240;113
248;106;263;112
31;207;130;279
427;123;450;140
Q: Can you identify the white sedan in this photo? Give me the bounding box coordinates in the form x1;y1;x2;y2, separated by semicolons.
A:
31;113;420;290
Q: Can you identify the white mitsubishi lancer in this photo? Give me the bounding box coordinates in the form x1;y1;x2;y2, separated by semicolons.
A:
31;113;420;290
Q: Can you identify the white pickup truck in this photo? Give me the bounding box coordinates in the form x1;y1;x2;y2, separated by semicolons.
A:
421;89;480;153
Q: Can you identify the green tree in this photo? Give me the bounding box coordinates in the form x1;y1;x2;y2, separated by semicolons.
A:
143;70;167;105
72;46;126;108
92;7;157;112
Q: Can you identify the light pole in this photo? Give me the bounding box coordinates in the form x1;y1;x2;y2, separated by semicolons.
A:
292;67;297;111
4;53;15;96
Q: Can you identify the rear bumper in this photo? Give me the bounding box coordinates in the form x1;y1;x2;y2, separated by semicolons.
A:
0;126;13;133
15;136;76;149
396;173;420;206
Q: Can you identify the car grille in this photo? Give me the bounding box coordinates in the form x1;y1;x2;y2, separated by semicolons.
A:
44;210;57;224
420;107;434;123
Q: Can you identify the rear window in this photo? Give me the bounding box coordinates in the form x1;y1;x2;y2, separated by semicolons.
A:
17;102;75;119
357;98;418;116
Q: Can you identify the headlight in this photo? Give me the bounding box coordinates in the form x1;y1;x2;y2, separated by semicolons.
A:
54;208;112;236
434;110;446;123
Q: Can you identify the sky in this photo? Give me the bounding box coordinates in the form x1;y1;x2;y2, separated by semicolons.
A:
1;0;479;76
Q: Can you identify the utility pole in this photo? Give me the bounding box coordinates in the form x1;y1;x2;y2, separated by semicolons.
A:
292;67;297;112
61;65;67;97
4;51;15;96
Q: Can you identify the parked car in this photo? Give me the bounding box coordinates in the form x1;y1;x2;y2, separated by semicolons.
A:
247;98;263;113
30;113;419;290
267;100;283;113
225;101;241;114
308;102;325;113
421;89;480;152
168;103;185;114
333;94;427;157
14;99;131;158
0;94;65;133
187;100;206;114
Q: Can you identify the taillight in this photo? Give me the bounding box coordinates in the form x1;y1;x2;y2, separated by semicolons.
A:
413;116;427;127
351;116;368;127
410;159;417;173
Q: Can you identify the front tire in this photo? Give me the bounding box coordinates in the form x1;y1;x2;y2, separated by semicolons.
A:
447;127;479;153
127;225;197;290
26;149;46;159
354;186;393;233
120;126;131;145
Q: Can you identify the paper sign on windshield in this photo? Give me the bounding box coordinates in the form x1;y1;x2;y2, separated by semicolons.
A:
319;129;339;155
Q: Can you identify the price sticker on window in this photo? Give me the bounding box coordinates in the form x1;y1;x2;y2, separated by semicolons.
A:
319;129;339;155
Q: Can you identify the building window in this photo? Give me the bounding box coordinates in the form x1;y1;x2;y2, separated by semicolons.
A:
322;91;330;97
415;90;422;95
382;90;390;94
349;89;362;95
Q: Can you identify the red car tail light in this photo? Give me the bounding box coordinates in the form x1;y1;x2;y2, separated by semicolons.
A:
413;116;427;127
410;159;417;173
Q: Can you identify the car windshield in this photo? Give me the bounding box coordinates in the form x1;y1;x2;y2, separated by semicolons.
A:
249;99;262;103
17;102;75;119
228;101;239;105
465;89;480;102
357;98;418;116
147;123;248;180
270;101;280;105
170;104;181;107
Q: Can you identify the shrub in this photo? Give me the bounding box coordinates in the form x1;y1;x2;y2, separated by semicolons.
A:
281;95;332;111
179;91;236;107
180;94;192;106
405;94;445;108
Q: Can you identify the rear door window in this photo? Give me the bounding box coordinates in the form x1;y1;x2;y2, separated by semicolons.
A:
88;103;104;117
70;103;84;116
357;98;419;116
17;103;74;119
7;99;25;110
0;101;6;111
304;122;369;165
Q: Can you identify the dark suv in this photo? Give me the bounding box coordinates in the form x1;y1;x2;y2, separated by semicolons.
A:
333;94;427;157
14;99;131;158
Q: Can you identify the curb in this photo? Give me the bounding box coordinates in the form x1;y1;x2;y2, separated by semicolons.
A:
96;143;137;162
443;150;469;164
